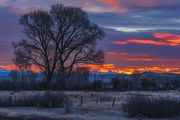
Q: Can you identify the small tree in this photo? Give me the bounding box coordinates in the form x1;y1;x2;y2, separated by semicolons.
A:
171;80;180;89
69;67;90;90
111;77;132;91
141;78;157;91
111;77;120;90
91;80;103;91
12;48;31;89
9;70;19;89
25;70;38;90
131;70;142;89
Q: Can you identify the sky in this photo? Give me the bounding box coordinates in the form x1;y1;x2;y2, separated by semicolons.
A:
0;0;180;74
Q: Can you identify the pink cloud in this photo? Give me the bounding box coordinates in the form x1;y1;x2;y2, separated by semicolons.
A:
114;33;180;46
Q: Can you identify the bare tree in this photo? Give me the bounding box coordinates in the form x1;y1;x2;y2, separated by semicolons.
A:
13;4;104;89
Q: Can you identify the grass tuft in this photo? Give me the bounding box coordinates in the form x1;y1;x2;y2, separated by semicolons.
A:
123;94;180;118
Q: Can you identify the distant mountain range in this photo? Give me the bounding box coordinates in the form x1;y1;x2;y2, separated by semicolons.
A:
141;71;180;83
0;68;180;83
0;68;10;76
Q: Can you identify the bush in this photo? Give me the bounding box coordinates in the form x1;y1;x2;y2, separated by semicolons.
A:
91;80;103;90
0;92;71;108
111;77;132;91
171;80;180;89
141;78;157;91
123;94;180;118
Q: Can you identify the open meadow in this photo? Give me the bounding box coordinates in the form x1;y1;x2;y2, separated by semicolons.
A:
0;91;179;120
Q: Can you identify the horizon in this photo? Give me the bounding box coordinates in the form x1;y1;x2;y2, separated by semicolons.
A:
1;66;180;75
0;0;180;74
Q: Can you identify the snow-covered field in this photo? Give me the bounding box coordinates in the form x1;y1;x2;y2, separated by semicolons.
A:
0;91;179;120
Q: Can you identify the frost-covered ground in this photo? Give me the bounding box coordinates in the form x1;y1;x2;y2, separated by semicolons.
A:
0;91;179;120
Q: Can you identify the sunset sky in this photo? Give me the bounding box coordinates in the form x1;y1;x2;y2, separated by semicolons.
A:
0;0;180;74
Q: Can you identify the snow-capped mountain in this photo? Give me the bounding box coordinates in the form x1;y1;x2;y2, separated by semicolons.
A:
0;68;180;83
89;71;129;82
141;72;180;83
0;68;11;80
0;68;10;76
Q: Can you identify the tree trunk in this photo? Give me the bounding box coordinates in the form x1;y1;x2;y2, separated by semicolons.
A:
21;71;24;90
45;73;53;90
60;69;66;90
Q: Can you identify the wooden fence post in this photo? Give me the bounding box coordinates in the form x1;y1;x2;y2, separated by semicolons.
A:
112;98;116;107
80;96;83;106
96;97;99;104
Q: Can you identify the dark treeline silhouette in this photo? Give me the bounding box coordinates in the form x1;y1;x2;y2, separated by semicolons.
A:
0;69;179;91
2;67;90;91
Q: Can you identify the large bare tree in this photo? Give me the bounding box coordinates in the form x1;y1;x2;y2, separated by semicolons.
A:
13;4;104;89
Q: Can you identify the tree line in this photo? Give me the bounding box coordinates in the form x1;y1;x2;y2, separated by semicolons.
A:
0;69;178;91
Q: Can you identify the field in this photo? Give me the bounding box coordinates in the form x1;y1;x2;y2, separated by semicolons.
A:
0;91;179;120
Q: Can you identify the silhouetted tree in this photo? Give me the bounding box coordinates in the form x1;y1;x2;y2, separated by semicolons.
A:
171;80;180;89
25;70;38;90
9;70;19;89
13;4;104;89
111;77;132;91
131;70;142;89
91;80;103;90
141;78;157;90
64;67;90;90
111;77;120;90
12;49;31;89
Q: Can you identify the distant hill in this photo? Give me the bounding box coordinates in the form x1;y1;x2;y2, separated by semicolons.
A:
0;68;10;76
141;72;180;83
0;68;11;80
89;71;129;82
0;68;180;83
89;71;180;83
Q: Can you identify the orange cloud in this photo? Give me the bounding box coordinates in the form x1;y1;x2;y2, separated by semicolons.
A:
105;52;178;62
83;63;180;74
82;64;116;73
114;33;180;46
99;0;125;12
117;67;179;74
113;39;174;46
0;65;17;71
0;65;39;72
1;63;180;74
98;0;162;12
153;33;177;39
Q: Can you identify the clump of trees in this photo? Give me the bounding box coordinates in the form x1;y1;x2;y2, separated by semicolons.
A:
1;70;180;91
111;77;132;91
0;70;41;91
12;4;104;90
90;80;103;91
141;78;157;91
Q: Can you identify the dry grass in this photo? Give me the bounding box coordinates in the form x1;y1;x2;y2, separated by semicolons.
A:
0;91;179;120
123;94;180;118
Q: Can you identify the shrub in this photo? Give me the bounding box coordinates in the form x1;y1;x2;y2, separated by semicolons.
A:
111;77;132;91
123;94;180;118
91;80;103;90
171;80;180;89
111;77;120;90
0;92;71;108
141;78;157;91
